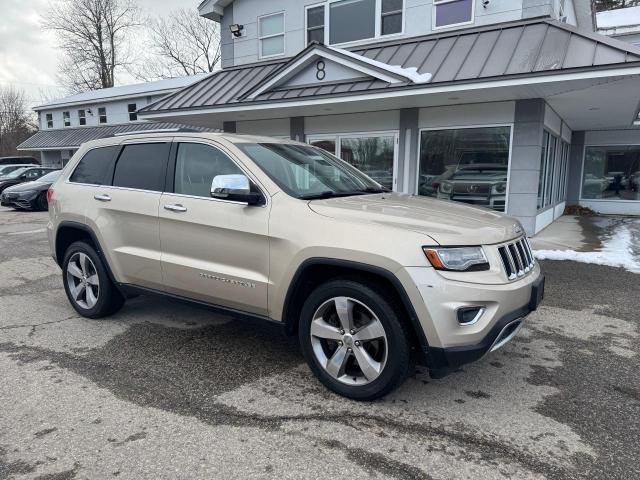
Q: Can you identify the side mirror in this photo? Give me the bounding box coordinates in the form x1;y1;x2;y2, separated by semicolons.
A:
19;174;27;180
211;174;263;205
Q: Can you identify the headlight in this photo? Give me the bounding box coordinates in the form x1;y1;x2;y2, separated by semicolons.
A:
492;182;507;195
439;182;453;194
423;246;489;272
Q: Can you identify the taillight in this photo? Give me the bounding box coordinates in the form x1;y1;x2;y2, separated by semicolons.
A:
47;187;54;203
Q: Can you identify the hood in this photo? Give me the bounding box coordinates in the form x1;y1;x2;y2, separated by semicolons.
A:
308;193;523;246
4;180;49;193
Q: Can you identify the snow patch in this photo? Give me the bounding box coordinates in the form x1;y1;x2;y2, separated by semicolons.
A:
534;225;640;273
597;6;640;29
329;46;433;84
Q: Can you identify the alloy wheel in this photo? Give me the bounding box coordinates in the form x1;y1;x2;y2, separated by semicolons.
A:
66;252;100;309
310;296;388;385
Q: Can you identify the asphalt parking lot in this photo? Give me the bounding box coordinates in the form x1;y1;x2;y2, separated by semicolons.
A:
0;207;638;480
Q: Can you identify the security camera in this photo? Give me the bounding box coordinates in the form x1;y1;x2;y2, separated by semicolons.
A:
229;24;244;38
482;0;490;7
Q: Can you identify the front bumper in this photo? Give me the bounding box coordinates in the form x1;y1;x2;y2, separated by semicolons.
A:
0;191;38;209
398;264;543;376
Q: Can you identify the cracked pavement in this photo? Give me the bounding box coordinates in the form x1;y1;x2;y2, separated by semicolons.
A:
0;206;638;479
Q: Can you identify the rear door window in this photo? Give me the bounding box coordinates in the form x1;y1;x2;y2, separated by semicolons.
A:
113;143;170;192
70;146;119;185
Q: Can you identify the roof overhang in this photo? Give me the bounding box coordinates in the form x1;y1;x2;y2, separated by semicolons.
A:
141;66;640;132
198;0;231;22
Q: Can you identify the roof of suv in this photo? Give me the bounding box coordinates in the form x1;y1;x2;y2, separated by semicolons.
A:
81;131;298;150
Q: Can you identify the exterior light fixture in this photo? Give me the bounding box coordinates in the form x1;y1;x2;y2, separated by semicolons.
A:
229;24;244;37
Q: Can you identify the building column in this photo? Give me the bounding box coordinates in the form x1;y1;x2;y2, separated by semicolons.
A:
290;117;305;142
508;99;546;236
398;108;419;194
223;121;237;133
566;131;585;206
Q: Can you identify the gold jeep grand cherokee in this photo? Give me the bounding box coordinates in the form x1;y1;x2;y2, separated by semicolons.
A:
47;132;544;400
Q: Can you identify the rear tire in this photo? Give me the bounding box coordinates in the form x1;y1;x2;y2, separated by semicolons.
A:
62;241;124;318
299;279;411;401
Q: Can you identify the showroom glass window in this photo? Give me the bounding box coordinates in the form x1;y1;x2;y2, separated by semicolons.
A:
581;146;640;201
418;127;511;212
434;0;474;29
308;133;397;190
537;131;570;209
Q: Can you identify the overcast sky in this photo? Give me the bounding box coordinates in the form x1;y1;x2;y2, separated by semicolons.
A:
0;0;200;107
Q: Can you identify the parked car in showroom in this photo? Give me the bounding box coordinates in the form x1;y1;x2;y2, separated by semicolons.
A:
0;167;58;194
0;156;39;166
1;170;61;210
436;164;508;211
47;132;544;400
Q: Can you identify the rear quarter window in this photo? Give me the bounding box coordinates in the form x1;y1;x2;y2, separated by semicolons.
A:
69;146;119;185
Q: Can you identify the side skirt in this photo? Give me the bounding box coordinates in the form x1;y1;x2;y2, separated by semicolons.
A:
118;284;287;334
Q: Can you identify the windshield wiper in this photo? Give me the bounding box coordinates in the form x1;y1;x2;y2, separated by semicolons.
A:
299;190;374;200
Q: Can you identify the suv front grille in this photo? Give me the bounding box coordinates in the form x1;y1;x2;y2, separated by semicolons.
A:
498;237;535;281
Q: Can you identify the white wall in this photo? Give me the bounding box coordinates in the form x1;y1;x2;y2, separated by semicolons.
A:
37;94;166;130
236;118;291;137
305;110;401;135
223;0;569;67
418;101;515;128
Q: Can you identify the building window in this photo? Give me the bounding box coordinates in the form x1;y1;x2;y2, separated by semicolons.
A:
306;5;326;45
330;0;376;44
78;109;86;126
308;132;398;191
98;107;107;124
537;131;570;210
258;12;285;58
418;127;511;212
381;0;403;35
433;0;474;29
128;103;137;121
63;111;71;127
581;146;640;201
46;113;53;129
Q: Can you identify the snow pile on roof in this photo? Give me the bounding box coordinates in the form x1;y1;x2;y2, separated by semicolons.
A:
534;224;640;273
330;46;432;84
597;6;640;29
34;74;209;110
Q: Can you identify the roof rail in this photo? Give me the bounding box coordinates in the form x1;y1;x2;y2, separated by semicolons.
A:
112;127;205;137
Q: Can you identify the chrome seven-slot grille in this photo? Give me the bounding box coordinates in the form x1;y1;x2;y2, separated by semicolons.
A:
497;237;535;281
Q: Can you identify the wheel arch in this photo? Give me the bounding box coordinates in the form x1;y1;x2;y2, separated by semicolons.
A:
55;221;121;291
282;258;430;363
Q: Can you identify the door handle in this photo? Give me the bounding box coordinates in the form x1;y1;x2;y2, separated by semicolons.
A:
164;204;187;213
94;194;111;202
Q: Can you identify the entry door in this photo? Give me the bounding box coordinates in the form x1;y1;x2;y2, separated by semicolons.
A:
308;132;399;191
159;141;270;316
84;142;170;290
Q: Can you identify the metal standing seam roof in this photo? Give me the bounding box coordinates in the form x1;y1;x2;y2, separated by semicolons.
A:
140;18;640;115
17;122;214;150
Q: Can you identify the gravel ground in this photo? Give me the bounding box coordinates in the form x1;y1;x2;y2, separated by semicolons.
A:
0;207;638;480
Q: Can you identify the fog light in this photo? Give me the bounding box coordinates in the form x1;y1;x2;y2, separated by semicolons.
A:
457;307;484;326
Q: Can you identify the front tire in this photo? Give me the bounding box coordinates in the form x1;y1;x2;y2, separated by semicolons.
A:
299;279;411;401
62;241;124;318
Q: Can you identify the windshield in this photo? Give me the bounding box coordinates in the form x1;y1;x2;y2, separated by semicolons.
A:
237;143;386;199
5;167;28;179
38;170;61;183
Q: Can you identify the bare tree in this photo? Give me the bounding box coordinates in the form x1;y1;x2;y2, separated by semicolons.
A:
46;0;140;93
0;88;37;157
137;9;221;80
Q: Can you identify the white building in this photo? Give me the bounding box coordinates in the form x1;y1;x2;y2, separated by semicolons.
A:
19;76;206;167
